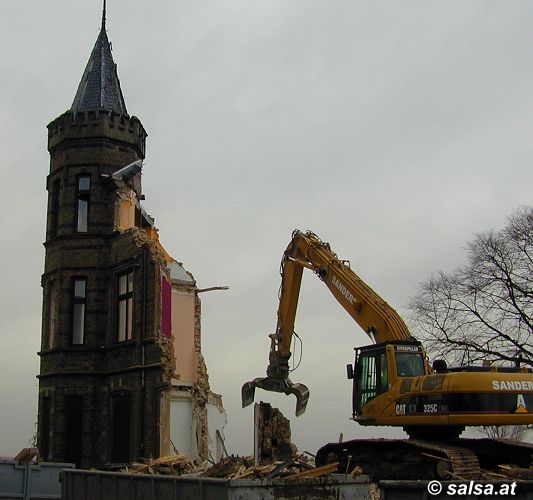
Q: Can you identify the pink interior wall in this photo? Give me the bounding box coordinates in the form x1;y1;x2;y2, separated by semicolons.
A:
171;291;198;383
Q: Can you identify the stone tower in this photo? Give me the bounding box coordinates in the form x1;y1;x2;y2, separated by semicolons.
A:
38;4;227;470
37;7;164;468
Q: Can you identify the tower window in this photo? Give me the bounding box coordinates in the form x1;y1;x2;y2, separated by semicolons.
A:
48;282;58;349
72;278;86;345
50;178;60;238
64;395;83;466
40;397;51;461
76;175;91;232
111;392;131;463
117;270;133;342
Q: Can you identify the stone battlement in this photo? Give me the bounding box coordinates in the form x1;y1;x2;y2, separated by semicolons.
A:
47;110;147;158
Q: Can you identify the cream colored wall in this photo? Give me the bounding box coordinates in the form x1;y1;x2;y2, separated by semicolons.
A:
207;395;228;462
118;192;136;230
165;388;227;461
169;391;197;458
171;290;198;383
159;389;171;457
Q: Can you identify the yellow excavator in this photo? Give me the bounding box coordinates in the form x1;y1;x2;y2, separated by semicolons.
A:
242;230;533;479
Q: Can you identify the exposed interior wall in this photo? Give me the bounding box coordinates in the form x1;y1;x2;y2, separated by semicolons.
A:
207;393;228;462
171;290;197;383
168;389;198;459
159;390;171;457
115;182;227;462
163;387;227;462
117;186;136;231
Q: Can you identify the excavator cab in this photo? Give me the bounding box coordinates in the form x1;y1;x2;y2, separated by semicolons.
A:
349;341;427;416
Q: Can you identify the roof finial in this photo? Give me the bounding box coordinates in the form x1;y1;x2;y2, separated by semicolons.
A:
101;0;107;31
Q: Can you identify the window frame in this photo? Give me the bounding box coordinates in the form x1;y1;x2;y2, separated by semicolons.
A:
75;174;91;233
39;396;51;461
64;395;83;466
47;281;58;350
110;391;132;463
395;352;426;377
116;270;134;343
50;178;60;238
353;347;388;413
71;277;87;345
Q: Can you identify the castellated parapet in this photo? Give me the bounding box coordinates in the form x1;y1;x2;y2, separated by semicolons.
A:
48;110;147;159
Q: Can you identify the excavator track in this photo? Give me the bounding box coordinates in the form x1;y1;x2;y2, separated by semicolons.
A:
316;438;533;480
457;438;533;477
409;440;480;480
313;438;532;480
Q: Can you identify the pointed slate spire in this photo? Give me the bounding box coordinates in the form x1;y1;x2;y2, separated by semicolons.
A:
71;1;128;114
102;0;107;31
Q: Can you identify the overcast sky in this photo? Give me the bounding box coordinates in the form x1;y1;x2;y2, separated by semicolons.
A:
1;1;532;457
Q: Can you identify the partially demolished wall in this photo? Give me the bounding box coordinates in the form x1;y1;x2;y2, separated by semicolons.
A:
256;402;297;464
156;254;226;463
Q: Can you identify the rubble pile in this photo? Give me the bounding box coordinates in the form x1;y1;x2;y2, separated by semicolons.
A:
114;404;533;482
496;465;533;480
123;454;202;475
119;453;340;480
200;454;336;480
117;400;337;481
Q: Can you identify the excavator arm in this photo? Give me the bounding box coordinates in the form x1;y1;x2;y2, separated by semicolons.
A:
242;230;533;477
242;230;416;415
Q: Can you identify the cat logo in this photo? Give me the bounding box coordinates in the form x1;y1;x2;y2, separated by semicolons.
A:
515;394;528;414
395;404;406;415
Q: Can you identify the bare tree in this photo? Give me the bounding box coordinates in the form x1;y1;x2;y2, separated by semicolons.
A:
473;425;530;441
408;206;532;368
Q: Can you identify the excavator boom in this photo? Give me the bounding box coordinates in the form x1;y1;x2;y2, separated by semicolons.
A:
241;229;418;414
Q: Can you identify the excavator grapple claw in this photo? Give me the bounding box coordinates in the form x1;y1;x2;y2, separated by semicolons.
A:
241;376;310;417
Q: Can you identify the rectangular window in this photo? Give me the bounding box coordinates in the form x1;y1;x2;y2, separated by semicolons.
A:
72;278;86;345
40;397;51;461
358;354;378;405
50;178;60;238
354;349;391;414
111;393;131;463
65;396;83;466
396;352;425;377
76;175;91;232
48;282;57;349
117;271;133;342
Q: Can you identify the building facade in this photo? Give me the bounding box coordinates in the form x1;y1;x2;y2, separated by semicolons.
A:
37;10;225;469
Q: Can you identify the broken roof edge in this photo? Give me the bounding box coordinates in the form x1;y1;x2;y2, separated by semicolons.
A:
106;164;197;289
168;260;196;287
112;159;142;180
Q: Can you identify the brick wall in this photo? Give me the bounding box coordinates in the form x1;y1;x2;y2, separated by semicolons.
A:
38;111;168;468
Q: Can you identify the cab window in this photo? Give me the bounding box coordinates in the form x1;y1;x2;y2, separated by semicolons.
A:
396;352;425;377
355;350;388;410
358;354;378;406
